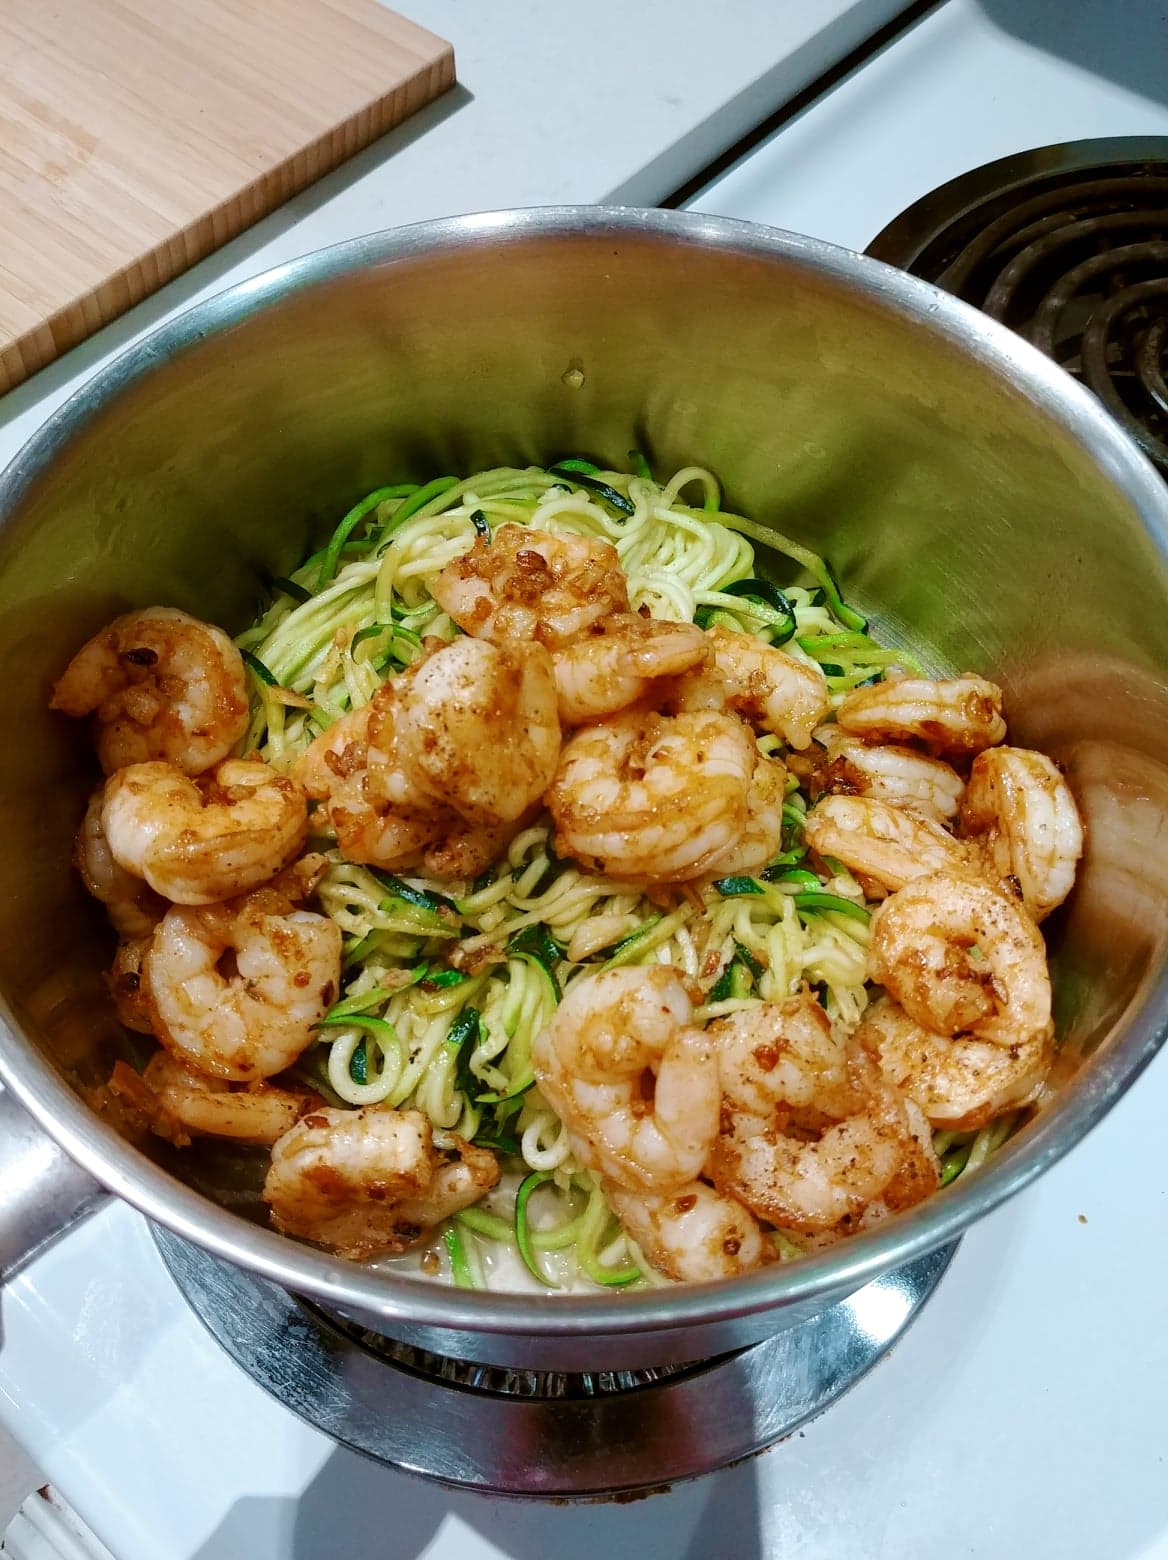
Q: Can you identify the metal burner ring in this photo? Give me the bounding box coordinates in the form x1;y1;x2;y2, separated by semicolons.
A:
153;1227;958;1499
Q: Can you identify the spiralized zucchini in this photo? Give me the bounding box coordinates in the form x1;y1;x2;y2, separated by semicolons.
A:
239;458;997;1290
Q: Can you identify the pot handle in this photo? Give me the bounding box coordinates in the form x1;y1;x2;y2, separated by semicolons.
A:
0;1086;108;1281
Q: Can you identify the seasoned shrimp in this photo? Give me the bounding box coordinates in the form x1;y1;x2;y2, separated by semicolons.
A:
294;700;373;800
836;674;1006;757
263;1105;499;1259
803;794;974;891
431;525;628;647
713;1043;939;1236
533;967;720;1192
50;606;249;775
108;938;155;1033
109;1053;321;1147
807;726;964;825
708;992;846;1117
604;1179;773;1282
145;885;342;1079
856;995;1053;1131
421;812;534;880
552;613;709;725
868;872;1051;1046
76;788;166;938
391;637;561;824
335;807;447;874
549;708;754;882
296;696;448;871
960;746;1083;921
103;758;308;904
296;684;532;878
668;624;828;750
701;750;788;877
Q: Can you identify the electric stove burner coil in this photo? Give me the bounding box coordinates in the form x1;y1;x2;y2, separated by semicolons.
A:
868;138;1168;473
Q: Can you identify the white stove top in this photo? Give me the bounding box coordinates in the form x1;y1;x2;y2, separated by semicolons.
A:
690;0;1168;251
4;2;1168;1555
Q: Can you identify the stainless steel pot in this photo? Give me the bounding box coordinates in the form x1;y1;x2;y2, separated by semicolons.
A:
2;207;1167;1372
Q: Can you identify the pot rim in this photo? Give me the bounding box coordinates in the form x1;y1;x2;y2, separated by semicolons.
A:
3;204;1168;1338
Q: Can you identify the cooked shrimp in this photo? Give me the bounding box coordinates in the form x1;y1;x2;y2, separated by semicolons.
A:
294;700;375;800
604;1179;772;1282
391;637;561;824
856;995;1053;1131
296;696;448;871
263;1105;499;1259
339;804;518;882
807;726;964;824
668;625;828;750
803;794;974;891
339;807;449;874
103;758;308;904
960;746;1083;921
421;812;534;880
108;938;156;1034
50;606;249;775
76;788;166;938
109;1053;321;1147
708;992;846;1116
700;749;788;877
533;966;720;1192
145;885;342;1079
713;1046;939;1236
549;708;754;882
868;872;1051;1046
836;674;1006;757
431;525;628;647
390;1132;501;1238
552;613;709;725
297;683;531;879
269;849;332;903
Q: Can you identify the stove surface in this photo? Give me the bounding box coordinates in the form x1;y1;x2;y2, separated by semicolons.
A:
690;0;1168;253
869;137;1168;473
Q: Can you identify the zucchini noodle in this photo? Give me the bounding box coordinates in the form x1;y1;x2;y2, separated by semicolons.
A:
240;458;1012;1291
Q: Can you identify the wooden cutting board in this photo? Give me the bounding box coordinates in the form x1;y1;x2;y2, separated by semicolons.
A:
0;0;454;393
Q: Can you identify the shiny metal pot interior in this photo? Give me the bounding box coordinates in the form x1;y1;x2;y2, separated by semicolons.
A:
2;207;1168;1372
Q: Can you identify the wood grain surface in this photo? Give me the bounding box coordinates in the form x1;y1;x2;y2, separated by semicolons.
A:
0;0;454;392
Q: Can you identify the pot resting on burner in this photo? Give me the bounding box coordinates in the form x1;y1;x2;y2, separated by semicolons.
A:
50;459;1083;1290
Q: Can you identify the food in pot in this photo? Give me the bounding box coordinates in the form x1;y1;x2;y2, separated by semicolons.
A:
54;458;1083;1290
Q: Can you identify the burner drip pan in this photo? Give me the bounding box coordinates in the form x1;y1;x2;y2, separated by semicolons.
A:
867;136;1168;473
153;1228;957;1499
